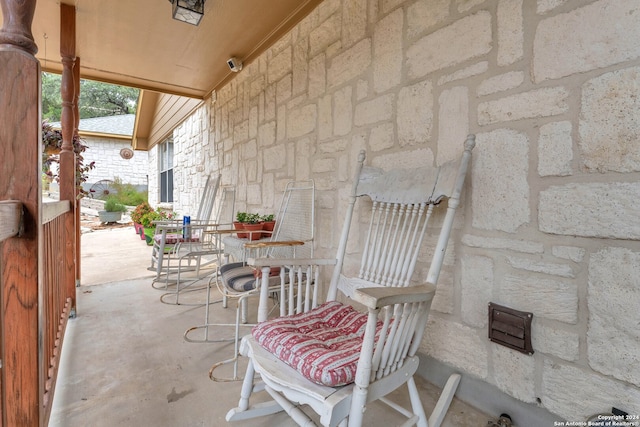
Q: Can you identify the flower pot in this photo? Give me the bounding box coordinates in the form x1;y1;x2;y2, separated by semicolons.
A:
242;223;263;241
134;222;145;240
98;210;122;224
143;227;155;246
234;221;247;239
261;220;276;238
44;146;61;156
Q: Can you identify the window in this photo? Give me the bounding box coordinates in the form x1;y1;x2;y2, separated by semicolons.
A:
159;138;174;203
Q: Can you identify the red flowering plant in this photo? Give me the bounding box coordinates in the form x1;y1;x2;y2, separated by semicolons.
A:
42;120;96;199
131;202;153;225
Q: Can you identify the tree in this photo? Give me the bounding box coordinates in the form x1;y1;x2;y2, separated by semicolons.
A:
42;72;63;120
78;79;139;117
41;72;139;122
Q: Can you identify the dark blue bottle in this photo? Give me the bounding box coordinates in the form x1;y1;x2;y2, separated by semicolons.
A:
183;215;191;239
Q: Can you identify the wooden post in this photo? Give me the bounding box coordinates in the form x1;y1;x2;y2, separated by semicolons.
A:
74;56;81;294
0;0;42;425
59;3;77;310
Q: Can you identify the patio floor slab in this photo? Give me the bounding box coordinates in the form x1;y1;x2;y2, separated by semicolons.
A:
50;226;493;426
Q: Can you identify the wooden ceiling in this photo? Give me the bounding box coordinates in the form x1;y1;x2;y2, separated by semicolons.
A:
26;0;323;99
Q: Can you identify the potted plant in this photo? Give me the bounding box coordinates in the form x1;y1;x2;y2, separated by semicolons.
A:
98;196;127;224
243;213;263;240
234;212;248;238
140;210;160;245
42;120;96;199
261;213;276;237
140;208;175;245
131;201;153;239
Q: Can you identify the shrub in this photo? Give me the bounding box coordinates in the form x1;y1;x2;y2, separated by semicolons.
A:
110;177;147;206
103;196;127;213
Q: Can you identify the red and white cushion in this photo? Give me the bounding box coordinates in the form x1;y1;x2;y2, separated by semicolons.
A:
252;301;379;387
153;234;200;245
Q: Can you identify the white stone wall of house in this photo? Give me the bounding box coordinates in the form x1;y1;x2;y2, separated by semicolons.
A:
81;136;149;190
156;0;640;421
147;145;159;206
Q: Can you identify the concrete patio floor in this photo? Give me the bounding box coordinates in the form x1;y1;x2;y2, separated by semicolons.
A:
49;226;493;426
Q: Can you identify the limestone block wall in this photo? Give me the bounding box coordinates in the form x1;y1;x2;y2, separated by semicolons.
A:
157;0;640;420
147;145;159;207
81;135;149;189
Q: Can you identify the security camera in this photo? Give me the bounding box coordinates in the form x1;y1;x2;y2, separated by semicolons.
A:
227;57;242;72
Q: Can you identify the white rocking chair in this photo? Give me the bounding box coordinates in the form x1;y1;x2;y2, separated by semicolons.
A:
225;135;475;427
158;185;236;305
149;173;221;281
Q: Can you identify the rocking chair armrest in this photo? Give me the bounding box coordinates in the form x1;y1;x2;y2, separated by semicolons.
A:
243;240;306;249
353;283;436;310
152;219;182;228
248;257;337;268
152;223;182;233
202;227;240;235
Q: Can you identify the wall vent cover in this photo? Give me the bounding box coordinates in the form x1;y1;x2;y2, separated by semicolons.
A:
488;303;533;355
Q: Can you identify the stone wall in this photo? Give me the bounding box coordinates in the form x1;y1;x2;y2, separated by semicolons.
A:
156;0;640;420
81;135;149;189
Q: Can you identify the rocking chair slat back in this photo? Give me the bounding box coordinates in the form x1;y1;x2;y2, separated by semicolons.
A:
359;201;432;288
329;138;474;305
267;180;315;260
195;174;222;221
212;185;236;226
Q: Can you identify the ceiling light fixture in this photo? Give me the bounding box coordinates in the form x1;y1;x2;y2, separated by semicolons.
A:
168;0;205;26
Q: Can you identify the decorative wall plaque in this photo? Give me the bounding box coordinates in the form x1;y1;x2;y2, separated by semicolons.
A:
120;148;134;159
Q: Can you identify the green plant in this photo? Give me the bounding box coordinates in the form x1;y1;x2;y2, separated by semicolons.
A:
139;208;175;228
131;201;153;224
235;212;248;223
140;212;157;228
103;196;127;213
110;177;148;206
245;213;261;224
261;213;275;222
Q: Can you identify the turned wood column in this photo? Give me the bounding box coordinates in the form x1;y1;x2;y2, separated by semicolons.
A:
0;0;42;425
60;3;77;309
74;56;81;291
0;0;37;54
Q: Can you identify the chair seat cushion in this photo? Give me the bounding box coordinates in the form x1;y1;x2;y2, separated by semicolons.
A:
252;301;375;387
220;262;283;292
220;262;257;292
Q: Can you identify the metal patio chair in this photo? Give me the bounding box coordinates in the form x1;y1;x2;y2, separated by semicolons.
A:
225;135;475;427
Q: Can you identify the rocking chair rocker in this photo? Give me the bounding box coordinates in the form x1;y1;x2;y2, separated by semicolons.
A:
225;135;475;427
